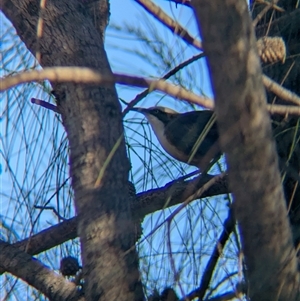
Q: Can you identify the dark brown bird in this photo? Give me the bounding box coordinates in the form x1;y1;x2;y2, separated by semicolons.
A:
132;106;221;170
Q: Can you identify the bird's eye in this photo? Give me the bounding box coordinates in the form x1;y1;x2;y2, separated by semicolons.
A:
152;109;160;114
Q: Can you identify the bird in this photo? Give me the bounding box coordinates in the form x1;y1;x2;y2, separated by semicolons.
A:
132;106;221;170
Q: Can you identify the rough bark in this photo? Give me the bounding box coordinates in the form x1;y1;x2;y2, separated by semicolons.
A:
1;1;144;300
193;1;299;300
251;0;300;244
0;240;84;301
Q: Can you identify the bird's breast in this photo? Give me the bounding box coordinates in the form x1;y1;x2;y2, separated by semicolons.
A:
151;125;189;163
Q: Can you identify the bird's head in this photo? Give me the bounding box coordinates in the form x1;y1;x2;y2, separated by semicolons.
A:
131;106;178;127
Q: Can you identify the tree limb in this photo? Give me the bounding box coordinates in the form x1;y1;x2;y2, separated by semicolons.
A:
3;67;300;115
0;240;84;301
0;173;229;274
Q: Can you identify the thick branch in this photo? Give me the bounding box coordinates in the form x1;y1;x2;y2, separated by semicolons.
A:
2;68;300;115
0;240;83;301
0;173;228;269
0;67;214;109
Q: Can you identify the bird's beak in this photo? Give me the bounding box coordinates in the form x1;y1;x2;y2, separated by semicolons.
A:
131;107;148;115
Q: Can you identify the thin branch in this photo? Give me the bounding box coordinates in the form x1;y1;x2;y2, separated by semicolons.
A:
34;205;68;221
123;52;206;115
204;290;242;301
255;8;300;33
181;288;243;301
135;0;202;50
263;74;300;106
267;103;300;116
165;0;192;8
0;240;84;301
36;0;47;63
255;0;284;12
184;210;236;301
165;174;226;297
31;98;60;113
252;0;283;28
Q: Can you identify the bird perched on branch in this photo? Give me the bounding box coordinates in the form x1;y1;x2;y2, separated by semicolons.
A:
132;106;221;170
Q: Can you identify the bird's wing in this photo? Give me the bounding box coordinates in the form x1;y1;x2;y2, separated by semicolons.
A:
165;111;219;158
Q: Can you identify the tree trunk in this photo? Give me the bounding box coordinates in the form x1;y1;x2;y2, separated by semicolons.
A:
251;0;300;245
2;1;144;300
193;0;300;300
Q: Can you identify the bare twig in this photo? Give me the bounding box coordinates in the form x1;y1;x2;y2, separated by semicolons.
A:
36;0;47;63
263;75;300;106
165;173;227;298
166;0;192;7
135;0;202;50
34;205;68;221
255;9;300;33
267;104;300;116
123;52;206;115
31;98;60;113
204;290;242;301
252;0;283;28
184;210;236;301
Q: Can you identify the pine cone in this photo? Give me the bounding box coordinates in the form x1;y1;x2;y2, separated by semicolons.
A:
257;36;286;64
60;256;81;277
